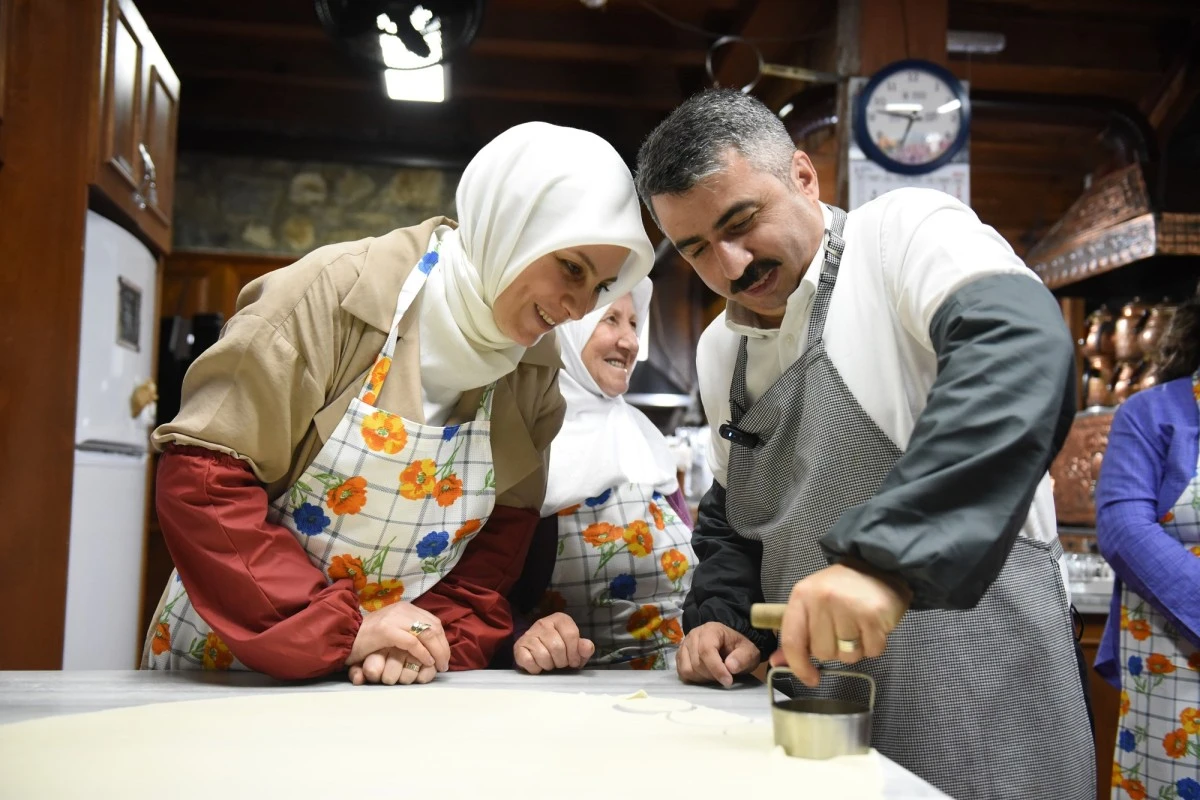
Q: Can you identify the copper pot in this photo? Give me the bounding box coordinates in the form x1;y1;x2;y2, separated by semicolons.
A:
1083;355;1116;407
1138;304;1176;361
1114;299;1150;361
1082;306;1115;358
1137;364;1162;392
1112;360;1144;403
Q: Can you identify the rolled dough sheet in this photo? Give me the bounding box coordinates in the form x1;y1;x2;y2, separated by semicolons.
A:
0;687;886;799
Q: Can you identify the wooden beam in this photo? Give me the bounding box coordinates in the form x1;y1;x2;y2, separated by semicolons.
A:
1143;44;1200;145
146;15;709;67
958;0;1200;18
951;61;1161;103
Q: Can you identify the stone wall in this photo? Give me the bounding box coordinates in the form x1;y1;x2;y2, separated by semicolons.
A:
172;154;461;255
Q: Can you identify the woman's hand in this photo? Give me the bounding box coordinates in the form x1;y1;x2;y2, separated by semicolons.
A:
345;602;450;685
513;612;595;674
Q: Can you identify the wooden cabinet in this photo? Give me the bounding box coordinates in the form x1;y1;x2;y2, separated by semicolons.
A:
93;0;179;253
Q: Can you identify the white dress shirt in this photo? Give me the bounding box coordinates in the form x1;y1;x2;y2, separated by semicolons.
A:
696;188;1063;561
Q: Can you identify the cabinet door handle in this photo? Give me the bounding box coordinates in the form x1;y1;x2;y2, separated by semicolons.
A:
133;143;158;210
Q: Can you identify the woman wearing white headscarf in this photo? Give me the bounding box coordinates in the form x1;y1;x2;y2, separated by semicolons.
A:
508;278;697;672
142;122;654;685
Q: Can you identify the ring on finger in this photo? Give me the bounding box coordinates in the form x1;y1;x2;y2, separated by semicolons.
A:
410;621;432;636
836;638;860;653
404;660;422;672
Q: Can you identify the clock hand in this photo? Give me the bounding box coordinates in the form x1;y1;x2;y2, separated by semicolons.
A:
898;116;916;149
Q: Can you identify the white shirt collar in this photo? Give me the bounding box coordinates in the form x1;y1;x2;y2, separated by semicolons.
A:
724;204;833;339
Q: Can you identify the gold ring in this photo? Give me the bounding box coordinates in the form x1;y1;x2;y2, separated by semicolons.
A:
410;621;432;636
404;661;422;672
836;638;860;653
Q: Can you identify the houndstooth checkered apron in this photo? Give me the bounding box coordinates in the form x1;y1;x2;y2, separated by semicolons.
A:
145;237;498;670
724;206;1094;800
544;484;694;670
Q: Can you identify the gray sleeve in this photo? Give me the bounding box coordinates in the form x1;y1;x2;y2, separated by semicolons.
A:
682;482;778;659
819;273;1076;610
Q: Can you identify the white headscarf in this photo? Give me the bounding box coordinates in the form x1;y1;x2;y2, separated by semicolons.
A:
419;122;655;411
540;278;680;515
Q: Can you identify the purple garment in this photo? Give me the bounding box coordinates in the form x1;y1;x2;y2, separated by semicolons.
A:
663;487;694;529
1093;375;1200;688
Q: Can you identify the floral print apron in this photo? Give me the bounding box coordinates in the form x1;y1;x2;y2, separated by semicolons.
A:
1112;373;1200;800
540;484;695;670
145;239;498;670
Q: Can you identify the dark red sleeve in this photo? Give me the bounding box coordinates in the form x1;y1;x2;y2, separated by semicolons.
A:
412;504;539;670
155;445;362;680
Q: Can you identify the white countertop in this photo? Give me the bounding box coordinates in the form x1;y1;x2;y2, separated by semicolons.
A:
0;669;951;798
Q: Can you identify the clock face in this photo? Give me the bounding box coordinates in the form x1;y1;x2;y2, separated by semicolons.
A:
859;63;966;170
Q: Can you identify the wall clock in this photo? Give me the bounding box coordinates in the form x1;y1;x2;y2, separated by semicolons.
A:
853;59;970;176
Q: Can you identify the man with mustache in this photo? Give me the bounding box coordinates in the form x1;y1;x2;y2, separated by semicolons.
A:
635;89;1093;800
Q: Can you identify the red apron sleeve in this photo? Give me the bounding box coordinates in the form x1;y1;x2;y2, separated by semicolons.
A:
412;504;539;670
155;445;362;680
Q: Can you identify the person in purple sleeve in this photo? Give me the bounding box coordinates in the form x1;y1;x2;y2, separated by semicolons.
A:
507;278;697;673
1095;280;1200;800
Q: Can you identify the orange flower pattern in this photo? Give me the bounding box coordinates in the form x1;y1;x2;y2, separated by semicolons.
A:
557;504;581;517
1181;707;1199;735
433;474;463;507
1146;653;1175;674
1162;729;1188;759
582;522;623;546
455;519;481;542
151;622;171;656
649;502;665;531
661;548;689;584
627;605;664;640
1121;778;1146;800
361;357;392;405
1120;605;1129;630
359;579;405;611
326;476;368;515
361;411;407;454
329;553;368;591
1128;619;1151;641
201;632;233;671
660;617;683;645
1119;690;1129;717
1191;545;1200;558
398;459;438;500
623;520;654;557
1160;511;1175;524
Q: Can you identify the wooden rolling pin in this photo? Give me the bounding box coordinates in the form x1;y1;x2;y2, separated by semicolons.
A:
750;603;786;631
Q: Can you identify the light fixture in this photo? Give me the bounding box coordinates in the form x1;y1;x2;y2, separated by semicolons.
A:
377;8;447;103
946;30;1006;55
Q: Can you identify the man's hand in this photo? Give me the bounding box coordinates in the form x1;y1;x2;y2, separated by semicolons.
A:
768;562;911;687
513;613;595;674
676;621;761;688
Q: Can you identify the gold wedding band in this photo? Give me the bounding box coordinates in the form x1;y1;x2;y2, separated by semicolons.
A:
410;621;432;636
403;661;422;672
837;638;860;653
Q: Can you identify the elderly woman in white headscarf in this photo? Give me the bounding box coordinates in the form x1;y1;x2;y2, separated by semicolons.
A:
142;122;654;685
507;278;697;672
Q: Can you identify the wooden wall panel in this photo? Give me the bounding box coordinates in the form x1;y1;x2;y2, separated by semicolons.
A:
0;0;102;669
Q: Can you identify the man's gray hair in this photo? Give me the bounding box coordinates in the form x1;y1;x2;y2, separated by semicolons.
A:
634;89;796;221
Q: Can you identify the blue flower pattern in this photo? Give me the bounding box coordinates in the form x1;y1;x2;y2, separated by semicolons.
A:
1178;778;1200;800
442;424;460;442
416;530;450;559
585;488;612;507
1118;729;1136;752
293;503;330;535
1128;655;1143;677
609;574;637;600
417;251;439;275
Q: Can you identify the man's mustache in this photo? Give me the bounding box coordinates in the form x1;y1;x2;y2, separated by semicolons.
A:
730;259;782;294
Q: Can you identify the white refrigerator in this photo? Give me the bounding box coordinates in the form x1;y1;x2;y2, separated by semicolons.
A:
62;211;159;669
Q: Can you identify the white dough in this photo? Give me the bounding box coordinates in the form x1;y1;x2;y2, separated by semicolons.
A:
0;687;886;799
